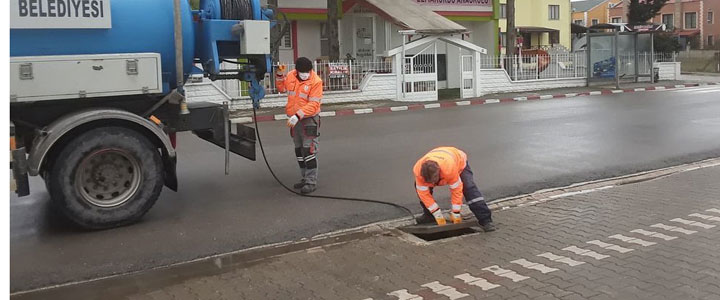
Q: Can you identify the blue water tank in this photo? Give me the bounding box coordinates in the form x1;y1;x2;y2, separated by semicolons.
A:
10;0;196;92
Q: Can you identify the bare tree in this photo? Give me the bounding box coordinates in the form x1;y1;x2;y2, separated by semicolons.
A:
506;0;516;57
327;0;340;60
506;0;516;78
269;0;281;64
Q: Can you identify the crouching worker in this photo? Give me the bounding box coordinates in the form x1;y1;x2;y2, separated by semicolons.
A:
413;147;496;232
276;57;323;194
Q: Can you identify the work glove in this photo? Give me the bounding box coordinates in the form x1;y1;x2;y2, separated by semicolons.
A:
286;114;299;127
432;209;447;226
450;212;462;224
276;64;287;78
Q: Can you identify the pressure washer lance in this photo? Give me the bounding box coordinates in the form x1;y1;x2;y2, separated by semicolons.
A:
251;106;416;220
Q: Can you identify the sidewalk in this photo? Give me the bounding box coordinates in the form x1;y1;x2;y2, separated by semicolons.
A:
135;164;720;300
19;162;719;300
230;80;720;122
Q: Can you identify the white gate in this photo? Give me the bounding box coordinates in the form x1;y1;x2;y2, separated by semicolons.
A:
402;42;437;101
460;55;474;99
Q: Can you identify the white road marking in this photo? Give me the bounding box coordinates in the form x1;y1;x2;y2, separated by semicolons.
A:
675;85;686;88
319;111;336;117
424;103;441;109
629;229;677;241
482;265;529;282
387;289;422;300
390;106;409;111
706;208;720;215
485;99;500;104
454;273;500;291
589;91;602;95
608;234;656;247
586;240;634;253
510;259;559;274
421;281;469;300
230;117;253;124
565;93;578;97
354;108;373;114
562;246;610;260
536;252;585;266
670;218;716;229
274;114;288;120
688;213;720;222
655;86;666;90
611;90;624;93
540;95;554;100
634;88;646;92
650;223;697;235
456;101;471;106
514;97;528;101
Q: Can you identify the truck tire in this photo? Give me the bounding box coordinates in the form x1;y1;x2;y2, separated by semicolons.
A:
47;126;164;229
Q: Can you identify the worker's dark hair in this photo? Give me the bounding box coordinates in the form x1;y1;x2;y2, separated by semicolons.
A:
295;57;313;73
421;160;440;183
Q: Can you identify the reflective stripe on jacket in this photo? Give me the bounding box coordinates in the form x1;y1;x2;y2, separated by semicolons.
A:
276;69;323;118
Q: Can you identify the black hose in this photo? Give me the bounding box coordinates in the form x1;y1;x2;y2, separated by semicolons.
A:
251;106;415;219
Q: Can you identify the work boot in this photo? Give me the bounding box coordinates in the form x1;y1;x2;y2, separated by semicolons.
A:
300;184;316;194
293;181;306;189
479;220;497;232
415;213;436;224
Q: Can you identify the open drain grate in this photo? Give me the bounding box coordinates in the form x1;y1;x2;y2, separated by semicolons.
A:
409;227;478;242
399;220;480;242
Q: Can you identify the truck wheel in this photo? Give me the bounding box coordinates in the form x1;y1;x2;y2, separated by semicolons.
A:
48;126;164;229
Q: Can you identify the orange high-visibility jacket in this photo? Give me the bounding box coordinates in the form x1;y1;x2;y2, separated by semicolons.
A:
413;147;468;213
276;69;323;118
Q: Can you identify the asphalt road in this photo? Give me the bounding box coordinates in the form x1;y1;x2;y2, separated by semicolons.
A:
10;86;720;292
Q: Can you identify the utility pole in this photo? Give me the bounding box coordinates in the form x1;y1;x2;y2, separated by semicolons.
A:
327;0;340;61
506;0;516;77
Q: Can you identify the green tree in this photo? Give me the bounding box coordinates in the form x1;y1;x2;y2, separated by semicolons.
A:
627;0;670;25
190;0;200;10
653;32;682;53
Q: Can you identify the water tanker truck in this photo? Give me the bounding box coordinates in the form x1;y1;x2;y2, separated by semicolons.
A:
10;0;273;229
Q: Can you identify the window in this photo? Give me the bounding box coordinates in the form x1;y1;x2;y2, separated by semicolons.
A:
685;12;697;29
574;19;584;25
661;14;674;30
280;31;292;49
500;32;507;48
709;11;714;24
709;35;714;47
550;31;560;45
549;5;560;20
592;19;599;26
500;4;507;19
320;23;329;56
611;17;622;23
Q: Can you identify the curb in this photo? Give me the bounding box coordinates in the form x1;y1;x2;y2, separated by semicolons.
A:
231;82;720;124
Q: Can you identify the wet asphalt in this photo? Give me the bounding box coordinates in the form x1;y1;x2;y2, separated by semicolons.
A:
10;86;720;292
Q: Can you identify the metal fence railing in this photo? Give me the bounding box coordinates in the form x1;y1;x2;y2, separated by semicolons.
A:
479;52;588;81
215;60;393;99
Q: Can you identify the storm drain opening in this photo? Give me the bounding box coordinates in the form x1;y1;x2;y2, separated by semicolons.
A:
398;222;478;242
412;228;478;242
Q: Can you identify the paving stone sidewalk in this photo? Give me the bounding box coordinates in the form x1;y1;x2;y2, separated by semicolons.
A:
117;164;720;300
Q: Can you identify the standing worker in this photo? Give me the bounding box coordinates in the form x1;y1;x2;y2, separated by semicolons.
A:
413;147;496;232
275;57;323;194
